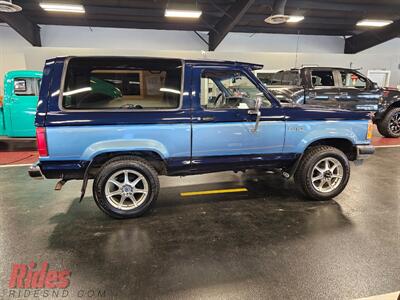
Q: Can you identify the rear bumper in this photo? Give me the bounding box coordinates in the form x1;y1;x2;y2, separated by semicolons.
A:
355;145;375;160
28;162;44;179
28;160;88;180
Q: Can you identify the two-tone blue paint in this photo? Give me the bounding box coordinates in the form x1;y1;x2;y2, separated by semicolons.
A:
35;56;372;179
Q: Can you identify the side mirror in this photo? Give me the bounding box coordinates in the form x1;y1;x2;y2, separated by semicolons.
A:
248;97;263;132
372;82;379;90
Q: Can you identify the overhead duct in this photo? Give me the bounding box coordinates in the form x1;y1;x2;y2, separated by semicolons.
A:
265;0;289;25
0;0;22;13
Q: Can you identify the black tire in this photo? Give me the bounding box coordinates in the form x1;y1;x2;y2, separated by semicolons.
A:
376;107;400;138
294;146;350;201
93;156;160;219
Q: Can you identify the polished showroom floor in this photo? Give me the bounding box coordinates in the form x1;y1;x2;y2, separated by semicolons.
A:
0;148;399;299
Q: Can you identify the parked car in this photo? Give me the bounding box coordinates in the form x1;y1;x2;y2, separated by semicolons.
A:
29;57;374;219
0;70;42;138
258;67;400;138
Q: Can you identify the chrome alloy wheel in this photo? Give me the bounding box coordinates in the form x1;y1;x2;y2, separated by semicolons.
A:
311;157;343;193
105;170;149;210
389;112;400;135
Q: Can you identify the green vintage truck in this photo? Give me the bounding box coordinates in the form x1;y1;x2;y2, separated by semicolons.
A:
0;70;42;138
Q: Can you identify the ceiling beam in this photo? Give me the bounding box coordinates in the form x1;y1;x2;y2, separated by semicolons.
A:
0;12;41;46
208;0;256;51
344;19;400;53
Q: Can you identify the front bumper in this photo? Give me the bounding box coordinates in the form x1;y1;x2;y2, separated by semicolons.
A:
355;145;375;160
28;162;44;179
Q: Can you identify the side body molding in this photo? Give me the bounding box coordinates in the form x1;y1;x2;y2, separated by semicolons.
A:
81;139;169;161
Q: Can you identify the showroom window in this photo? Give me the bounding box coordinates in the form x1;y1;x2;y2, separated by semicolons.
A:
340;71;367;89
62;57;182;110
14;78;41;96
311;70;335;87
200;70;271;109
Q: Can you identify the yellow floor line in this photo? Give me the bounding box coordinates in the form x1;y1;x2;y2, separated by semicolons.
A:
180;187;248;197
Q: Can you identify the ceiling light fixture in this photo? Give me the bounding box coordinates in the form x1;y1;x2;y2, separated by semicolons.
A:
39;3;85;13
165;9;202;18
356;19;393;27
286;15;305;23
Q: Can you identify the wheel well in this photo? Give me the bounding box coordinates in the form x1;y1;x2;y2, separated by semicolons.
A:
306;139;355;160
387;101;400;110
90;151;167;175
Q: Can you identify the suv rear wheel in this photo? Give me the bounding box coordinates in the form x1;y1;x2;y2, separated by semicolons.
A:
294;146;350;201
376;107;400;138
93;156;160;219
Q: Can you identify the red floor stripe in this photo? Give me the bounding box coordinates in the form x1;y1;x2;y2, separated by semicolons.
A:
0;151;38;165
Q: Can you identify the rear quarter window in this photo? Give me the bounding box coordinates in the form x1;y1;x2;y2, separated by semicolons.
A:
269;71;301;86
61;57;182;110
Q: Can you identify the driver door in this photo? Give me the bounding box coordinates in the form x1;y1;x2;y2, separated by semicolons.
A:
9;77;40;137
190;67;286;171
337;70;380;111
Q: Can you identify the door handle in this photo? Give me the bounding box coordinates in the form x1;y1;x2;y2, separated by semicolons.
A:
340;92;348;97
197;116;215;122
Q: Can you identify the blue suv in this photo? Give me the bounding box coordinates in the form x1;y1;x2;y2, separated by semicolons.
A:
29;57;374;218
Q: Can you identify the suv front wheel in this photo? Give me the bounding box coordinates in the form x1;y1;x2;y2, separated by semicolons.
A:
93;156;160;219
294;146;350;201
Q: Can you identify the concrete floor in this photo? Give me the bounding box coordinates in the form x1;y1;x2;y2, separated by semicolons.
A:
0;148;399;299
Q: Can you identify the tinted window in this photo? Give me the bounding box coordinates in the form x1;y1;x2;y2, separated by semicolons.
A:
269;71;301;86
340;71;367;89
14;78;40;96
62;58;182;110
200;70;271;109
311;70;335;87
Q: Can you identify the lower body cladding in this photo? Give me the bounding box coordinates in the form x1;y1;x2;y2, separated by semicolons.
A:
29;144;374;180
29;144;374;219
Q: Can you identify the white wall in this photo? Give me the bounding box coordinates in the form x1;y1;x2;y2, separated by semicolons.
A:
41;26;207;51
0;24;399;94
218;33;346;53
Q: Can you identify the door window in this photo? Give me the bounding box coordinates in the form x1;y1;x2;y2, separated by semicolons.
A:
14;78;40;96
200;70;271;109
340;71;367;89
311;70;335;87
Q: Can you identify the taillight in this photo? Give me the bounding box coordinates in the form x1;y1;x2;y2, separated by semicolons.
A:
36;127;48;157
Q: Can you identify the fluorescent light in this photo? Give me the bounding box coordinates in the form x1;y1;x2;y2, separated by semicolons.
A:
356;19;393;27
40;3;85;13
160;87;181;94
287;15;305;23
63;87;92;96
165;9;202;18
